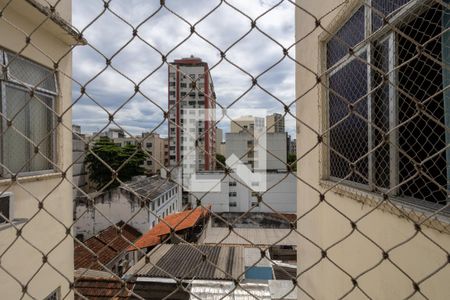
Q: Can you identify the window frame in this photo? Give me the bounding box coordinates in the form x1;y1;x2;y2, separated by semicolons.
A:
321;0;447;206
0;50;58;178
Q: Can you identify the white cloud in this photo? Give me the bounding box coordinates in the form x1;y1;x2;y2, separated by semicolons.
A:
71;0;296;137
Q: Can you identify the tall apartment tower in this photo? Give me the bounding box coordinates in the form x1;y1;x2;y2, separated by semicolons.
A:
168;56;216;171
266;113;285;133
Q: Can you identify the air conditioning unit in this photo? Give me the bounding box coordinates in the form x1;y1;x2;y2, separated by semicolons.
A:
0;192;13;224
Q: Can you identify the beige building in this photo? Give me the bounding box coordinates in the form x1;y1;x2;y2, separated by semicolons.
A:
141;132;168;174
297;0;450;299
266;113;285;133
0;0;84;299
92;128;168;175
230;115;265;133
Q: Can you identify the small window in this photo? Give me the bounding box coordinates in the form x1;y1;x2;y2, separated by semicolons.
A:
1;52;57;176
169;82;176;87
44;287;60;300
181;83;187;88
229;192;237;197
229;181;236;187
146;142;152;148
230;202;237;207
0;193;12;224
169;91;176;96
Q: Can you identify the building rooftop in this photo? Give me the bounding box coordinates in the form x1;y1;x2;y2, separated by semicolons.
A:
121;176;177;202
126;244;244;280
199;226;298;246
74;276;134;300
189;280;271;300
75;222;141;270
127;206;210;251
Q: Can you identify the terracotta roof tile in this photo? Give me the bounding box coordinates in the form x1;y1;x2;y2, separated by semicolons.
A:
75;222;141;270
128;207;209;251
74;277;134;300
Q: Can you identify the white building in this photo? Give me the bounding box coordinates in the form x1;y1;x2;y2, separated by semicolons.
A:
226;132;288;171
74;176;181;239
189;172;296;213
72;125;88;199
168;56;217;171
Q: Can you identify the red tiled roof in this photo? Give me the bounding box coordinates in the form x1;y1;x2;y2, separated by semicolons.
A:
74;277;134;300
128;207;209;251
75;222;141;270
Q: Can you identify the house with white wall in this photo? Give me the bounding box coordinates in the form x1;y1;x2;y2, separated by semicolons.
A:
74;176;181;239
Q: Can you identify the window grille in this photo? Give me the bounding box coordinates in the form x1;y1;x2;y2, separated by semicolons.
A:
0;52;56;176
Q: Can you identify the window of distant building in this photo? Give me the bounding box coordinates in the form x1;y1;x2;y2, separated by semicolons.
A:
146;142;152;148
229;192;237;197
0;50;57;177
230;202;237;207
44;287;60;300
229;181;237;187
325;1;449;207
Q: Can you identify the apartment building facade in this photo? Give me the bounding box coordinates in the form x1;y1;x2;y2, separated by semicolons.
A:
266;113;285;133
190;171;296;213
168;56;217;171
296;0;450;299
93;128;168;175
0;0;83;299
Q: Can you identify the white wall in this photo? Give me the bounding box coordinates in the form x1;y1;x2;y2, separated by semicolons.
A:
190;172;296;213
75;184;180;239
226;132;287;171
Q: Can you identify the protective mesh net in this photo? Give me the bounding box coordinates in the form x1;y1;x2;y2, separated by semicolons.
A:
0;0;449;299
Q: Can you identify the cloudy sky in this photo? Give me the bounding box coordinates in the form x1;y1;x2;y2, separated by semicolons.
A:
71;0;296;138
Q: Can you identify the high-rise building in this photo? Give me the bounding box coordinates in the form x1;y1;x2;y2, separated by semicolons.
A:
168;56;216;171
266;113;285;133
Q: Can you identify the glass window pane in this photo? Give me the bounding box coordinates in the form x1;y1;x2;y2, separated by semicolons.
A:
397;4;447;205
3;86;29;174
372;0;412;31
327;7;365;67
373;39;390;189
329;53;368;184
6;52;56;92
29;94;53;171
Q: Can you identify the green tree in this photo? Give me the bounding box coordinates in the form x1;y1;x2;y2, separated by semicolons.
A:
85;137;146;190
216;153;226;170
287;153;297;171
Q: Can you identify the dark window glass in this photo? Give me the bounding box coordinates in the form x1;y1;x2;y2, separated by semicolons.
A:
373;39;390;189
327;7;365;67
0;195;10;223
329;53;368;184
372;0;411;31
397;4;447;205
